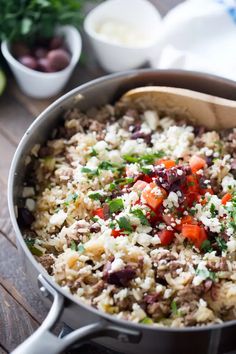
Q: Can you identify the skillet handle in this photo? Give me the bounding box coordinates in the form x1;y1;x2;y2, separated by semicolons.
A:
11;274;141;354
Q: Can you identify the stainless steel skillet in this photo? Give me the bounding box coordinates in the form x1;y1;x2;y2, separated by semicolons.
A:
8;69;236;354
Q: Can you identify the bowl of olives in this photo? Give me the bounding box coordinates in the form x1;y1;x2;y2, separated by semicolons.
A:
1;25;82;98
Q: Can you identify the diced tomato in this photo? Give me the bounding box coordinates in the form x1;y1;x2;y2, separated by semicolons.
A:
142;182;167;210
162;213;174;226
181;215;196;225
146;207;160;225
158;230;175;246
156;159;176;169
133;180;148;191
93;208;105;219
196;227;208;249
182;224;207;249
200;187;214;196
221;193;232;205
111;229;122;238
184;192;198;208
186;175;199;194
189;155;206;173
142;174;153;183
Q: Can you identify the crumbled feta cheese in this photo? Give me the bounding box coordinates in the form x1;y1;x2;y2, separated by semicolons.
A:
50;210;67;226
222;175;236;192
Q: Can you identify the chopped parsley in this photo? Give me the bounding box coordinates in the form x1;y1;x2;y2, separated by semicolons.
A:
140;166;152;174
109;183;116;191
88;192;104;201
108;198;124;213
210;203;217;217
201;240;213;253
215;237;227;252
123;151;165;164
131;209;150;226
64;193;78;205
99;161;115;170
70;240;77;251
25;238;43;256
115;177;134;186
117;216;132;232
89;148;98;157
81;167;99;177
171;300;178;316
140;317;153;324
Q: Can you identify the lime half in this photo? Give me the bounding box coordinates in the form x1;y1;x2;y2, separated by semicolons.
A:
0;69;6;95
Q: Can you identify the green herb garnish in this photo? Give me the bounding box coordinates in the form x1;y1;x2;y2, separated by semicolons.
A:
70;240;77;251
109;183;116;191
210;203;217;217
25;238;43;256
109;198;124;214
171;300;178;316
88;193;104;201
215;237;227;252
140;317;153;324
89;148;98;157
99;161;115;170
115;177;134;186
64;193;78;206
131;209;150;226
201;240;213;253
81;167;99;177
123;151;165;164
140;166;152;174
117;216;132;232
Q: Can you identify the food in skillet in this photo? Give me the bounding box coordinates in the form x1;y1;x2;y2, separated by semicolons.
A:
19;102;236;327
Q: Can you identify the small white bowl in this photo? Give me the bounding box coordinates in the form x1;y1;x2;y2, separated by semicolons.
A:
1;25;82;99
84;0;161;73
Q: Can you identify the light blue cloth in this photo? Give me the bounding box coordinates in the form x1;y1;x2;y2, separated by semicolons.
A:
150;0;236;81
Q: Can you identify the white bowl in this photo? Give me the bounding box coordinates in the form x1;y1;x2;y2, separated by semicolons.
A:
1;25;82;99
84;0;162;73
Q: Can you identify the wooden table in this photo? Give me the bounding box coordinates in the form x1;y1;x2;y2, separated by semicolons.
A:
0;2;182;353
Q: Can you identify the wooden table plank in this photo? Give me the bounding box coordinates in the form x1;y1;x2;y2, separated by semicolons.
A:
0;284;38;352
0;232;48;324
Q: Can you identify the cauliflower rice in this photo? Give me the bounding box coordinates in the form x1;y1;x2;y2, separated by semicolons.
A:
18;102;236;327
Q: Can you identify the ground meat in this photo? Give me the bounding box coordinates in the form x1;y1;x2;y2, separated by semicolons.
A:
116;296;134;311
175;285;204;306
146;300;170;320
38;254;54;275
38;146;53;158
67;278;81;294
207;257;228;272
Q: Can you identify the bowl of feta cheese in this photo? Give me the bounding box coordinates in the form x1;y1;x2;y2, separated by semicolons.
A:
84;0;161;72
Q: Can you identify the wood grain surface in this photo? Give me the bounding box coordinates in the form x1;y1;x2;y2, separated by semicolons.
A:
0;1;183;353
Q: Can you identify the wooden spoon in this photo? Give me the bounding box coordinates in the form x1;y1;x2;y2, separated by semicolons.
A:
119;86;236;130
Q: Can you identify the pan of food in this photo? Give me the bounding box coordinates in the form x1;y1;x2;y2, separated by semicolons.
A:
8;69;236;354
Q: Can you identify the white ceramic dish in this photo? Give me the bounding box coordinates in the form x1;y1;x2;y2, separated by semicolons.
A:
1;25;82;99
84;0;161;72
